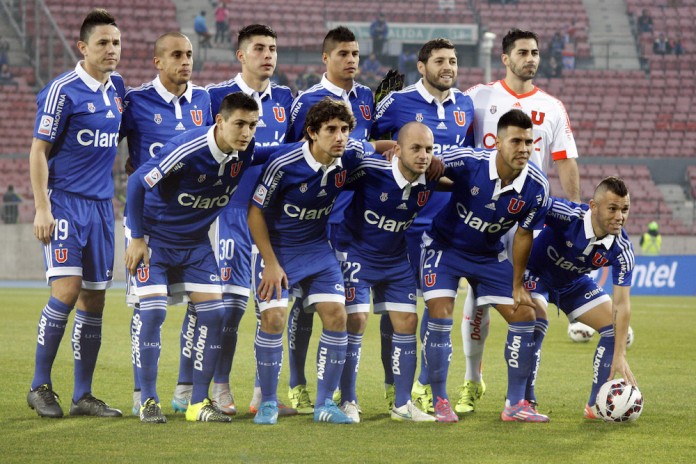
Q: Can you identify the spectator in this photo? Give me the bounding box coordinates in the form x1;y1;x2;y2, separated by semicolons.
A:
0;63;16;85
214;2;229;45
671;34;684;56
549;32;564;60
270;66;290;88
194;11;213;48
370;13;389;58
639;221;662;255
295;66;320;92
542;54;562;78
2;185;22;224
653;33;671;55
637;9;654;34
398;46;418;85
0;35;9;67
362;52;382;76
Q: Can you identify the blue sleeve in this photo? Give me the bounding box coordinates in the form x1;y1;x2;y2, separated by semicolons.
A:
126;174;147;238
287;96;307;143
371;93;398;140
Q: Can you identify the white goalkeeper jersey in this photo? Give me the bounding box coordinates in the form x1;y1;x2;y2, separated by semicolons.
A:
465;80;578;171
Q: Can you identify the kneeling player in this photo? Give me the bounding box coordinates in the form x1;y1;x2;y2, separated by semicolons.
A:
523;176;637;418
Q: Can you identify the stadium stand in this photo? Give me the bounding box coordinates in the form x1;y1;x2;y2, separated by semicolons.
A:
0;0;693;233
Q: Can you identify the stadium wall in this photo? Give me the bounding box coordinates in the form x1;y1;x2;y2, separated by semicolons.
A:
2;224;696;286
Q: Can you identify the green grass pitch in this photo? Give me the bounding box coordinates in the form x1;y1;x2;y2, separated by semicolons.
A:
1;288;694;463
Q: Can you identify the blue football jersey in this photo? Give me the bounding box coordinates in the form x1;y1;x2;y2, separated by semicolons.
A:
122;77;213;170
251;138;373;248
128;125;256;248
336;154;437;257
286;74;374;143
528;198;635;288
372;79;475;221
431;147;550;254
206;74;293;207
34;63;126;200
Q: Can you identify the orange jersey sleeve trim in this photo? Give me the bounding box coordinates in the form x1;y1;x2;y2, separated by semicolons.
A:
552;150;568;161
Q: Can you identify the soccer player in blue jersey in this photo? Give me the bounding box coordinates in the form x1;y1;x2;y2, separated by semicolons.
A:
420;109;550;422
121;31;213;418
522;176;637;419
248;98;374;425
125;92;259;423
334;122;438;422
27;8;124;419
372;37;475;412
206;24;295;416
284;26;375;414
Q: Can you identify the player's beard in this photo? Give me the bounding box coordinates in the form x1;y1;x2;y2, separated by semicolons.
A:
425;70;454;92
511;61;536;81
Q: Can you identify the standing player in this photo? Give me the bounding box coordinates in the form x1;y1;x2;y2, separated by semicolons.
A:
121;31;213;417
248;98;374;425
371;37;474;411
206;24;294;417
334;122;438;422
522;176;637;418
420;110;549;422
456;28;581;415
125;92;259;423
27;8;124;418
284;26;375;414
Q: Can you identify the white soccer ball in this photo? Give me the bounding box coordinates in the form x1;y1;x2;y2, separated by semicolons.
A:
595;378;643;423
568;322;595;343
626;326;634;349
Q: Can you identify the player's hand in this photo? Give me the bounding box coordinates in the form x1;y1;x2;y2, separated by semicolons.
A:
375;69;404;105
427;156;445;181
257;262;288;303
610;354;637;387
33;207;55;245
125;156;135;176
125;238;149;276
512;285;533;310
381;146;396;162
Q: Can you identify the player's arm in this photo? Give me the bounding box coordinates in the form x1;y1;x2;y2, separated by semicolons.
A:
511;226;534;310
247;206;288;302
124;170;150;275
556;157;581;202
610;285;636;386
29;138;54;244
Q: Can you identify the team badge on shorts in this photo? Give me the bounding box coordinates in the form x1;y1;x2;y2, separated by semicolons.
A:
423;273;436;287
137;267;150;283
54;248;68;264
345;287;356;302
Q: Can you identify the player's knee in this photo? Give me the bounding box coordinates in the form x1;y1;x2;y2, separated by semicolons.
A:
50;276;82;307
390;312;417;334
261;309;286;334
77;289;106;313
347;312;367;334
317;303;346;331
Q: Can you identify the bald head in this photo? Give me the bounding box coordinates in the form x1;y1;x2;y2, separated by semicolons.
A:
395;122;434;182
154;32;190;57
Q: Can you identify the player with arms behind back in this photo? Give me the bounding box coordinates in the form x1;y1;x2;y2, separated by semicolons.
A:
456;28;581;415
121;31;213;418
522;176;637;419
27;8;125;419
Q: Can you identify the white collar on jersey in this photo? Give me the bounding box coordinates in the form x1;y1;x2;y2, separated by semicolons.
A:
321;73;358;99
75;61;114;93
415;79;456;105
207;125;238;164
152;75;193;104
489;150;529;200
583;209;616;249
234;73;272;100
301;141;343;172
392;156;425;189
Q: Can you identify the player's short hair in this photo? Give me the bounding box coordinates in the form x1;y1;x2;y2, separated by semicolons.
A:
79;8;117;43
218;92;259;119
418;38;456;64
303;97;356;139
497;109;533;133
322;26;356;54
502;29;539;55
594;176;629;199
154;32;190;57
238;24;277;50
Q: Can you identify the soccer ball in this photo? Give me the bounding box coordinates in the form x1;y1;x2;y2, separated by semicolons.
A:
568;322;595;343
626;326;634;349
595;378;643;422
